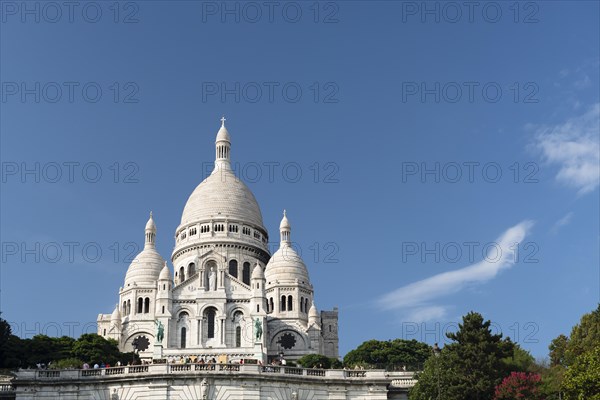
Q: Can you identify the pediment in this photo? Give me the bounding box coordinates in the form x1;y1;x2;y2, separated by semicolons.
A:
226;274;251;293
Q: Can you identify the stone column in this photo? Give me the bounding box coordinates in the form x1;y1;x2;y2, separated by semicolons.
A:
197;319;202;346
220;318;225;345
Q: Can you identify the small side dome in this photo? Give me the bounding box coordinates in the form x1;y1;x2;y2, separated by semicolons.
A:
264;245;310;285
251;262;264;280
266;210;310;286
111;304;121;321
159;262;171;281
308;302;319;324
125;248;164;286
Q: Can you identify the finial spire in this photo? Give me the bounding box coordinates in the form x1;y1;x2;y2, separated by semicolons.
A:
220;116;226;127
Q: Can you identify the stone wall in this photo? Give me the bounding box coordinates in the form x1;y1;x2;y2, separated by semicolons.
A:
14;365;414;400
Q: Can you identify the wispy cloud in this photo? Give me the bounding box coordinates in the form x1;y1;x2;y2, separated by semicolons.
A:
531;104;599;195
378;221;534;322
551;211;574;234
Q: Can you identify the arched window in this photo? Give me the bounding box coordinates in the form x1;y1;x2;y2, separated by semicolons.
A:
179;266;185;282
242;262;250;285
300;297;304;313
188;262;196;276
181;327;187;349
123;301;127;313
235;326;241;347
206;308;216;339
281;295;286;311
257;304;260;312
103;329;106;336
127;300;131;315
305;298;309;313
288;295;293;311
229;260;238;278
163;284;166;290
269;298;274;313
137;298;143;314
162;306;165;314
144;298;150;313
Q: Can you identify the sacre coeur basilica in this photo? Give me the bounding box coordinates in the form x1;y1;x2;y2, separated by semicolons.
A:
14;119;415;400
97;118;339;364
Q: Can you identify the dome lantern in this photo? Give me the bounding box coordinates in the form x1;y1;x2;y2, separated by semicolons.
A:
279;210;291;247
145;211;156;249
214;116;231;171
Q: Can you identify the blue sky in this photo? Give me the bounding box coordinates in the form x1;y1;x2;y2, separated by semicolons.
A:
1;1;598;359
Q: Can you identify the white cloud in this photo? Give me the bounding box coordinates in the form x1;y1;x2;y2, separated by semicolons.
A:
574;74;592;89
532;104;600;195
378;221;534;321
551;211;574;234
404;306;448;323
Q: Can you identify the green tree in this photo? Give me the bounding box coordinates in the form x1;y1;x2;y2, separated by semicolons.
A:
409;311;514;400
501;343;536;372
343;339;430;370
562;346;600;400
537;362;566;400
0;318;12;368
297;354;332;369
71;334;122;365
549;334;569;366
564;304;600;365
1;335;25;369
409;348;461;400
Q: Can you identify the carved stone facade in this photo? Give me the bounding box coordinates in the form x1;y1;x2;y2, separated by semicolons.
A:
97;119;339;363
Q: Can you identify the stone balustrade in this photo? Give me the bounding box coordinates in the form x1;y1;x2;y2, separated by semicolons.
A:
16;364;415;383
0;384;14;392
389;378;419;388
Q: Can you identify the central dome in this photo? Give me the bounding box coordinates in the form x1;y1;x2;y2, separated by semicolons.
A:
180;169;265;228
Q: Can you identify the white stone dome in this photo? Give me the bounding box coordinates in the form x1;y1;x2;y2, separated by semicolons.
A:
266;211;310;286
265;245;310;285
124;214;165;287
111;304;121;321
124;247;165;287
180;169;265;228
